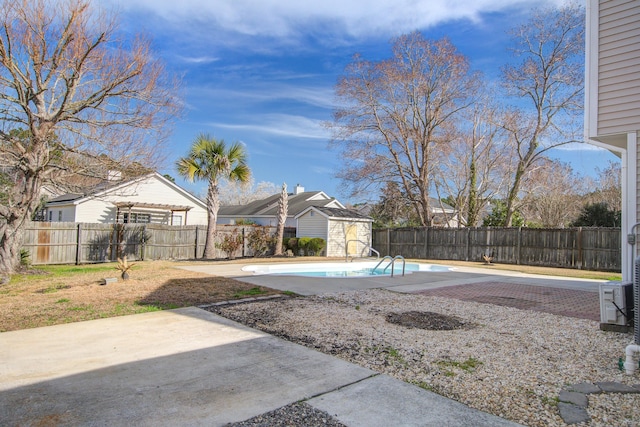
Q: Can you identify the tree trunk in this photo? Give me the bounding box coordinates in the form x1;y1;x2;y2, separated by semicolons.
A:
274;183;288;256
0;220;24;280
203;180;220;259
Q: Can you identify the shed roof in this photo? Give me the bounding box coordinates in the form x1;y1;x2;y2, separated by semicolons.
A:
296;206;373;221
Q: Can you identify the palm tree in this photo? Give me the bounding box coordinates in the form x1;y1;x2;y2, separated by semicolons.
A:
274;183;288;256
176;134;250;259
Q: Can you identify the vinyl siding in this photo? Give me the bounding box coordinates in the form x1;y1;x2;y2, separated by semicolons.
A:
296;211;328;239
597;0;640;135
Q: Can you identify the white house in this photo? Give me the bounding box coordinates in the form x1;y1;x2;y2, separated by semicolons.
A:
296;206;374;258
43;172;207;225
217;184;344;227
585;0;640;282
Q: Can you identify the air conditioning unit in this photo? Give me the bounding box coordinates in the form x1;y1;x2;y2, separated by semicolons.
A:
599;282;633;331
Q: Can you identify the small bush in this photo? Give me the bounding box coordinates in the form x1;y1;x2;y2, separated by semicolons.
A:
285;237;299;255
216;229;243;259
247;226;275;257
297;237;326;256
19;249;31;269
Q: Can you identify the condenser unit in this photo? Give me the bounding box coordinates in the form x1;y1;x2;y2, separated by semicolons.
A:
599;282;633;329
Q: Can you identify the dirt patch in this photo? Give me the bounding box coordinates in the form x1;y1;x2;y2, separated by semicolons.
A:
386;310;472;331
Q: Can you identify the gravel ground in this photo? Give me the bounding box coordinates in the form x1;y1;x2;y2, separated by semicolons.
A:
208;289;640;427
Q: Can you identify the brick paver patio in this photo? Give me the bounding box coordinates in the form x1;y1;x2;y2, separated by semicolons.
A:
415;282;600;321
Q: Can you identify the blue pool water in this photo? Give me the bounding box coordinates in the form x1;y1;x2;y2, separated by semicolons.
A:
242;262;453;277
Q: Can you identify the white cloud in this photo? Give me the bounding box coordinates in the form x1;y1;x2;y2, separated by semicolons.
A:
553;142;613;152
175;55;219;64
208;114;329;140
107;0;571;45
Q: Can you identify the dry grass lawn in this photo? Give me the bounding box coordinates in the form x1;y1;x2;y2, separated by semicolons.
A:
0;260;280;332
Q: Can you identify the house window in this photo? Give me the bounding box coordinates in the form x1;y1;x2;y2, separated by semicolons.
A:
48;211;52;222
58;211;62;222
123;213;151;224
172;215;182;226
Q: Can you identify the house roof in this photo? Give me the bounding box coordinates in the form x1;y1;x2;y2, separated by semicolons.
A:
295;206;373;221
44;172;206;210
219;191;344;218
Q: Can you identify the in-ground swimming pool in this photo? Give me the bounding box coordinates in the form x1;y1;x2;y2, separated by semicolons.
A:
241;261;454;277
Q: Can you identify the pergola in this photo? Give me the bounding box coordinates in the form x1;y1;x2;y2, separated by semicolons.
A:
114;202;193;225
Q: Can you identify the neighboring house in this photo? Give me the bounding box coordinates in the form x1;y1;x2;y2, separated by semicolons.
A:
217;184;344;227
43;172;207;225
356;199;463;227
585;0;640;282
218;184;374;257
296;206;374;257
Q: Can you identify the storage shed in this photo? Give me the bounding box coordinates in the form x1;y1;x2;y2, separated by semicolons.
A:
295;206;373;258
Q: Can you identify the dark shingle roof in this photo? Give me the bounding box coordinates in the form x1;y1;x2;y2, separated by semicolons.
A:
219;191;341;217
310;206;372;220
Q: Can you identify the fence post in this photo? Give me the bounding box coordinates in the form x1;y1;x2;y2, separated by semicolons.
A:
517;227;522;265
577;227;583;270
465;227;470;262
141;225;147;261
425;227;430;259
76;223;82;265
386;228;390;256
194;225;199;259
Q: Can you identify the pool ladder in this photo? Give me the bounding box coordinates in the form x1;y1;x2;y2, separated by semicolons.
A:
373;255;406;277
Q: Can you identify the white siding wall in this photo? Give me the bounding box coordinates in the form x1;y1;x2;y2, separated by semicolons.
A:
75;175;207;224
47;205;77;222
597;0;640;135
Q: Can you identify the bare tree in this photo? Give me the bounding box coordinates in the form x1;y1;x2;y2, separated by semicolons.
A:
518;159;586;227
590;161;621;212
218;179;278;206
433;86;511;227
329;32;478;226
500;3;585;226
274;182;288;256
0;0;181;278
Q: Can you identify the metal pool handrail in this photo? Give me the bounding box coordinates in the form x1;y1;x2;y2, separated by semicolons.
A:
345;240;380;262
374;255;406;277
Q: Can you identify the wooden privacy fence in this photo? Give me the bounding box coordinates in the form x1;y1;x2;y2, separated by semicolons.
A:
373;227;621;271
22;222;295;265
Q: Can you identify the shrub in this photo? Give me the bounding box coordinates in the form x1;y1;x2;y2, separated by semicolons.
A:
216;229;243;259
297;237;326;256
285;237;299;255
19;249;31;269
247;226;275;257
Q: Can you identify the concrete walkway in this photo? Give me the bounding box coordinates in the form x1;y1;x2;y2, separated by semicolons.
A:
0;307;519;426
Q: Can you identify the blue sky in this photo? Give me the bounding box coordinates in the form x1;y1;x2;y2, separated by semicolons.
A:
104;0;619;203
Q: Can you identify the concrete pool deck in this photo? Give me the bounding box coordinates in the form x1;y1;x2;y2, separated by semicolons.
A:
178;261;605;296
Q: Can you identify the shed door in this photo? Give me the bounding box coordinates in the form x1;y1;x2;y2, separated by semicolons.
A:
346;224;358;255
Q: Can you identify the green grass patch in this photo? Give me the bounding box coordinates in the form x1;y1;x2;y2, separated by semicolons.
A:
438;357;482;373
233;287;267;298
282;290;297;296
55;298;70;303
68;305;91;311
39;264;120;277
